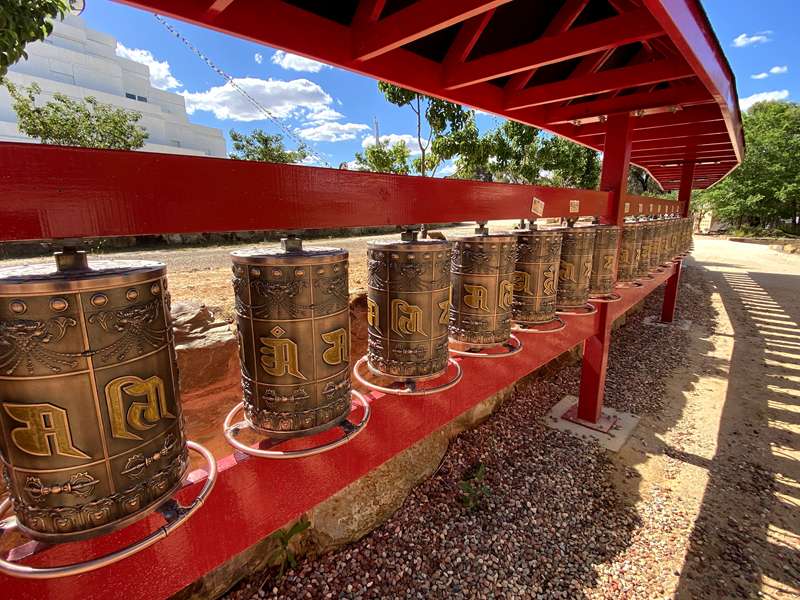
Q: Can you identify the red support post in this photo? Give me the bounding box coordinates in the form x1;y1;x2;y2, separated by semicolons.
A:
660;159;694;322
576;113;632;423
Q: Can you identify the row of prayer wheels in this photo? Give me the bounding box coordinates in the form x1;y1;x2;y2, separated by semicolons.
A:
0;216;691;578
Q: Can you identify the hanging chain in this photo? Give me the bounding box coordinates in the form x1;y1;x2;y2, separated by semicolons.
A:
152;14;331;167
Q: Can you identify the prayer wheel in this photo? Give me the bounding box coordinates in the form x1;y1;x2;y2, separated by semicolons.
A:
354;230;462;395
230;239;353;438
556;225;597;314
645;221;663;271
511;228;564;331
634;222;654;279
449;227;521;356
656;220;670;265
0;251;215;555
588;225;621;301
616;223;642;286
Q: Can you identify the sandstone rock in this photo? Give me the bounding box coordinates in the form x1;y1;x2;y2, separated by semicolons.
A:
172;301;239;393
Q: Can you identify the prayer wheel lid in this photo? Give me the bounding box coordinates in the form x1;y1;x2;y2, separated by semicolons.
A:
232;238;347;265
0;251;165;295
451;231;515;243
368;237;449;252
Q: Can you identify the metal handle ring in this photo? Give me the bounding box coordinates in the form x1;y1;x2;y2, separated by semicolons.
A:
353;356;463;396
448;334;523;359
223;390;371;459
0;441;217;580
511;315;567;334
556;302;598;317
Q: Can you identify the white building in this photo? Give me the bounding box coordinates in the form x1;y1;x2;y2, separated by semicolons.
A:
0;14;226;157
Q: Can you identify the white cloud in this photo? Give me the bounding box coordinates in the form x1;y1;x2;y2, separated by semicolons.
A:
769;65;788;74
115;43;182;90
362;133;423;155
751;72;768;80
296;121;370;142
739;90;789;111
271;50;329;73
305;107;344;123
181;77;332;121
437;161;457;177
732;32;771;47
254;53;263;64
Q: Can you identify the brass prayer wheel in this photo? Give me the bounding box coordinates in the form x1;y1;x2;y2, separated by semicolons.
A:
588;225;621;299
645;221;663;271
656;220;670;265
511;228;563;326
231;239;352;438
616;223;641;284
636;221;655;277
449;230;516;349
365;232;452;380
0;253;188;543
556;225;596;312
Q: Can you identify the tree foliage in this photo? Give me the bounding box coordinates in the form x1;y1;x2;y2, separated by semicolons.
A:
377;82;471;176
0;0;68;78
352;139;411;175
6;81;148;149
229;129;309;163
693;101;800;229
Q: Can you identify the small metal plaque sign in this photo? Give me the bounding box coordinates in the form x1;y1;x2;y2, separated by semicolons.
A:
649;203;654;213
569;199;580;213
531;197;545;216
639;203;643;213
658;204;662;213
624;202;630;214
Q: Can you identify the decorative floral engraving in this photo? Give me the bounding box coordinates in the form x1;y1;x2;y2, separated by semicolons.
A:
24;472;100;503
313;271;348;313
88;299;166;362
0;317;80;375
249;279;309;319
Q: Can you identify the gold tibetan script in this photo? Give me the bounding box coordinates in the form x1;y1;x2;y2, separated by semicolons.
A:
498;280;514;310
603;255;615;273
4;403;90;459
391;299;425;337
560;261;576;283
366;297;381;333
438;289;451;325
106;375;175;441
321;328;348;366
513;271;532;295
463;284;489;311
260;337;306;380
543;266;557;295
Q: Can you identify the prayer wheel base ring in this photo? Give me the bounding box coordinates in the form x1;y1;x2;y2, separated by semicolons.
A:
615;281;643;289
556;303;598;316
354;356;463;396
449;334;523;359
223;391;370;459
589;292;622;303
638;273;655;281
0;441;217;580
511;316;567;334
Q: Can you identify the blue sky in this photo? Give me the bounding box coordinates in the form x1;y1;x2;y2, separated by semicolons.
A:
81;0;798;169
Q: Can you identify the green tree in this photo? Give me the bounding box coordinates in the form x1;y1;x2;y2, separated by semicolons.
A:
1;0;68;78
5;81;147;149
538;136;601;189
693;101;800;230
628;165;667;196
228;129;309;163
352;140;411;175
377;82;471;176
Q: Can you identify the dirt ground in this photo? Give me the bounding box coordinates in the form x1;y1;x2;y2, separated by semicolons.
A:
610;238;800;598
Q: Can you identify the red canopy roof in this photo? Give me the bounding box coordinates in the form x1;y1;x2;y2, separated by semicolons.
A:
114;0;743;189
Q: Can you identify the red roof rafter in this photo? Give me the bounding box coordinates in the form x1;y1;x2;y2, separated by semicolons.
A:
354;0;510;62
444;9;662;90
111;0;743;190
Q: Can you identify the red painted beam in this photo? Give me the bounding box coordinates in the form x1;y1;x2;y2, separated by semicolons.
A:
354;0;510;61
0;143;610;242
578;120;726;142
204;0;236;19
643;0;745;163
443;9;495;66
537;82;711;124
443;9;663;89
631;132;730;151
506;0;590;91
561;104;724;138
505;59;694;111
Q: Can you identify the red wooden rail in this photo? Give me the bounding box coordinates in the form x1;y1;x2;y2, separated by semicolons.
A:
0;143;683;242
